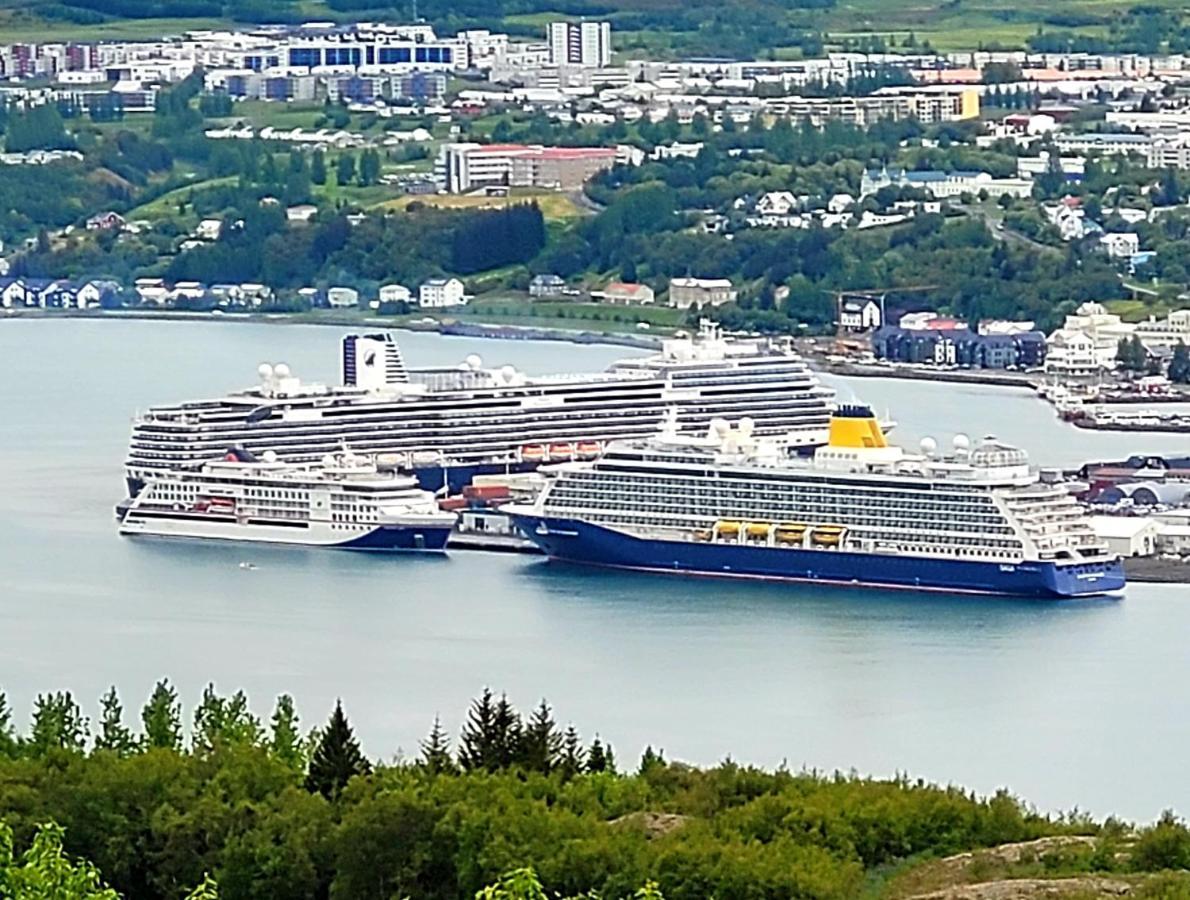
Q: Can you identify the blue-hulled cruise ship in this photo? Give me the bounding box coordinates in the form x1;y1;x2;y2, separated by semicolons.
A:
505;407;1126;598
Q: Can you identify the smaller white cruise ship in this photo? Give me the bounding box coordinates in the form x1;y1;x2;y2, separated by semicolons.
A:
117;449;456;551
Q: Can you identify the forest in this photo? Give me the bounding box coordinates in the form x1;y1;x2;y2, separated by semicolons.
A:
1;682;1190;900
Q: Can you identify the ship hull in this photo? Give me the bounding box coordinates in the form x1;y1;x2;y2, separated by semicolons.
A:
118;511;452;552
508;515;1126;598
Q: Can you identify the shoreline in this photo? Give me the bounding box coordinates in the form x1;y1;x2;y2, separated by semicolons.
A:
1;308;663;351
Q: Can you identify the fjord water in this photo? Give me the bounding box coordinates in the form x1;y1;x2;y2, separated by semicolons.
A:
2;318;1188;822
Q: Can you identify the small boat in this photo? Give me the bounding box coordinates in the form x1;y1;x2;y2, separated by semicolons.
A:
715;520;741;538
521;444;546;463
576;440;602;459
745;522;772;539
774;522;807;545
239;561;257;570
547;442;574;461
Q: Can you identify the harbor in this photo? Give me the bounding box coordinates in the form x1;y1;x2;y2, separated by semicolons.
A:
5;317;1190;820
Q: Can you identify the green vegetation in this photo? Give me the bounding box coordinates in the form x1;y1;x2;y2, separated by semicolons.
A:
2;682;1190;899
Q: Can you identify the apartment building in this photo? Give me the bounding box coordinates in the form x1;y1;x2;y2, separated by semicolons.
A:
546;21;611;68
436;143;616;192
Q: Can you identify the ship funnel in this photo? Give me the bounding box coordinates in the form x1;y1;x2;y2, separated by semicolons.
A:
827;405;888;449
342;333;408;390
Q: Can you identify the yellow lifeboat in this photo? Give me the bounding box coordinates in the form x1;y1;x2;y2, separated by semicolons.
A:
715;520;741;538
811;524;847;546
746;522;772;540
774;523;807;545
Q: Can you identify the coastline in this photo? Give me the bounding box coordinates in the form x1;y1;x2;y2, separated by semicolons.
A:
1;308;663;350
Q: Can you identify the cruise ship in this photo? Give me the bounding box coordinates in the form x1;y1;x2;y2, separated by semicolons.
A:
124;322;836;496
505;407;1126;598
118;449;456;550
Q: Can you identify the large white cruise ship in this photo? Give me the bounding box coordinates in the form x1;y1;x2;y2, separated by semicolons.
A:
505;407;1126;598
118;450;456;550
124;322;836;496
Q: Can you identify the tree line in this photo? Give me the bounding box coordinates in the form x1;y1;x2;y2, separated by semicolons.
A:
12;679;1182;900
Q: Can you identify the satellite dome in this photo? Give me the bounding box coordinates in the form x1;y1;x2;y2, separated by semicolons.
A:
322;454;336;467
262;450;278;463
953;433;971;452
273;362;291;379
920;436;937;456
738;417;755;436
465;354;482;370
711;418;731;436
501;364;517;383
257;363;274;380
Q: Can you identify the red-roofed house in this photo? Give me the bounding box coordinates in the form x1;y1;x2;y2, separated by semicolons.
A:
596;282;656;305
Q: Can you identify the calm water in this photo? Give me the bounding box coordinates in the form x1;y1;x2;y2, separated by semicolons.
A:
2;317;1188;822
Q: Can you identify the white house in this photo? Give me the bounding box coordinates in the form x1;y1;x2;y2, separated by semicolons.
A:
839;297;882;332
1089;516;1159;558
1098;232;1141;259
286;204;319;223
755;191;804;216
76;279;122;308
195;219;223;241
827;193;855;214
378;284;413;304
419;278;466;308
327;286;360;308
133;278;170;305
668;277;736;309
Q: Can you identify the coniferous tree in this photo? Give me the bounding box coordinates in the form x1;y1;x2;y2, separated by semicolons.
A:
459;688;498;771
305;700;370;800
588;735;616;773
310;149;327;185
270;694;304;772
288;150;305;175
519;700;561;774
95;687;136;757
336;152;356;186
193;684;262;754
558;725;585;780
1169;341;1190;383
639;745;666;775
0;690;17;757
492;694;523;769
420;715;456;774
29;691;87;755
141;679;183;751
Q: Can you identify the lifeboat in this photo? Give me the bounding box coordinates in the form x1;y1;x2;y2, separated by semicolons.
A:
547;442;574;461
715;520;741;538
774;523;807;545
745;522;772;540
810;524;846;546
576;440;602;460
521;444;546;463
693;528;713;542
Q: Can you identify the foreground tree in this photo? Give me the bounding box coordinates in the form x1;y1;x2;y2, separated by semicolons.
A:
0;822;117;899
0;690;17;757
305;701;370;800
269;694;304;773
29;692;87;755
419;715;456;774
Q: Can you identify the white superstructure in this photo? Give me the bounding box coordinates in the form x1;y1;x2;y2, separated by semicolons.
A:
124;323;838;493
118;450;456;550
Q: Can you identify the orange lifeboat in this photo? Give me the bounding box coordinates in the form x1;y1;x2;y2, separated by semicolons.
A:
576;440;602;459
521;444;546;463
547;442;574;461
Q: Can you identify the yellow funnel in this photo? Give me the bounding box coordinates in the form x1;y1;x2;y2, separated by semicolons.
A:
827;405;888;449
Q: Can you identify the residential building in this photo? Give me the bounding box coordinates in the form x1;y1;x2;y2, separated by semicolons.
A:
1098;232;1141;259
286;204;319;223
546;21;611;68
529;274;566;297
668;277;736;309
75;279;122;307
436;142;617;192
327;286;359;308
1089;516;1159;558
1134;309;1190;350
838;296;882;333
419;277;466;308
860;166;1033;200
378;283;412;304
86;211;125;230
596;282;655;305
873;325;1046;369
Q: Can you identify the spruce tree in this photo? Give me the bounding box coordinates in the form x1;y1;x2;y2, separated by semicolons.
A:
558;725;585;780
0;689;17;757
639;745;666;775
305;701;370;800
492;694;523;769
336;152;356;186
419;715;456;774
270;694;304;772
587;736;612;773
311;149;327;185
141;679;182;751
95;687;136;757
520;700;561;774
458;688;498;771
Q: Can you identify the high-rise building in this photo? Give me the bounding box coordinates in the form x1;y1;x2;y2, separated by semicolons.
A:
546;21;611;68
